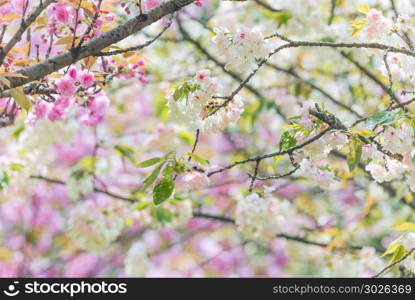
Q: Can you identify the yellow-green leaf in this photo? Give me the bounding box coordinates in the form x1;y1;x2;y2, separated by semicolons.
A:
390;244;407;263
178;131;195;145
188;153;209;166
357;5;370;14
382;239;401;257
391;222;415;231
78;155;96;173
351;19;368;37
0;73;27;78
10;86;31;113
136;157;162;168
274;155;283;166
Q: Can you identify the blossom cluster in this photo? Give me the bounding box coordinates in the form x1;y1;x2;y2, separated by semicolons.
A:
167;70;244;132
67;198;127;253
212;27;270;74
235;189;297;242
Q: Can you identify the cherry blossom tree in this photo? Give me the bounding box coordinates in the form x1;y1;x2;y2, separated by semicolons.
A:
1;0;415;277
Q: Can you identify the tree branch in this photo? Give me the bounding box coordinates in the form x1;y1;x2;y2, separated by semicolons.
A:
3;0;196;91
373;248;415;278
0;0;54;64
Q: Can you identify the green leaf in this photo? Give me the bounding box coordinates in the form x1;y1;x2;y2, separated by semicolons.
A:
188;153;209;166
382;239;402;257
134;201;153;210
391;222;415;231
365;111;396;126
163;164;175;177
142;163;164;190
11;123;25;138
136;157;162;168
279;132;297;152
153;177;175;205
155;207;172;224
178;131;195;144
78;155;95;173
347;138;362;171
173;86;185;101
275;11;292;27
390;244;407;263
10;86;31;113
114;145;135;161
0;170;9;190
9;163;24;172
274;155;283;166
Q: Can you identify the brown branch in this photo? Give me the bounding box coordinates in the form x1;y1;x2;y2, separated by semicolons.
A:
188;129;200;163
267;63;362;118
254;0;282;13
249;166;300;181
2;0;196;91
30;175;138;203
207;32;415;118
207;126;333;177
248;159;260;192
310;105;403;161
176;16;287;121
340;51;401;106
94;13;174;56
0;0;54;64
193;212;382;251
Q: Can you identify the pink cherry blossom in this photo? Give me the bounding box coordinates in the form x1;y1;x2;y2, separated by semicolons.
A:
79;72;94;88
68;68;78;80
145;0;160;10
48;105;65;121
56;77;77;97
55;6;70;24
77;92;110;126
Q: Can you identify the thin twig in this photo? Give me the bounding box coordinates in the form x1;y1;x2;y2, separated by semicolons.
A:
373;248;415;278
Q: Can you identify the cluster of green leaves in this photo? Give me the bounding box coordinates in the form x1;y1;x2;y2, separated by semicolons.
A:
134;194;188;225
346;110;400;171
383;222;415;265
172;80;200;104
114;142;210;206
279;131;297;152
137;153;188;205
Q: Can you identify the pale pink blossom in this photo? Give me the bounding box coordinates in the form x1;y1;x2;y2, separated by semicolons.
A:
367;9;383;23
182;171;210;190
195;69;210;82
